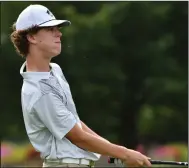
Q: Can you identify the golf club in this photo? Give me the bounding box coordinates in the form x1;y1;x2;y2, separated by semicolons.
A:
108;157;188;166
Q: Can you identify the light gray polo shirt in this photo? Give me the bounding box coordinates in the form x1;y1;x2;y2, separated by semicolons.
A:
20;62;100;161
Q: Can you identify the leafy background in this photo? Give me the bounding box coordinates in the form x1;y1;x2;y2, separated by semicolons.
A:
1;1;188;166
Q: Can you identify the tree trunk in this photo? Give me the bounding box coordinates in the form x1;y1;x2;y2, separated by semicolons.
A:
118;66;147;149
119;103;139;149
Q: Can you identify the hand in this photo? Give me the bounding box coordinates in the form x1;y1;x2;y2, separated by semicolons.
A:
122;149;151;167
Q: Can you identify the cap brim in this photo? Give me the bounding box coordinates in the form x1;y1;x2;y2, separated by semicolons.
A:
39;20;71;27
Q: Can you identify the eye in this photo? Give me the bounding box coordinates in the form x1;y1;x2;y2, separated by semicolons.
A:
47;27;54;31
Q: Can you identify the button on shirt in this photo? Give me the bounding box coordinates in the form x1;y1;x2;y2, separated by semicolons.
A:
20;62;101;161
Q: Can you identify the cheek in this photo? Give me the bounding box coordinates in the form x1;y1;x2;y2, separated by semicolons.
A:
38;37;52;48
37;37;61;54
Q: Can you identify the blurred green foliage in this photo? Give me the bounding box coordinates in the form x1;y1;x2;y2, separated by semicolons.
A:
1;1;188;149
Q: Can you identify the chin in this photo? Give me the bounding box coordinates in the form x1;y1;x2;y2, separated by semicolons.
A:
52;54;59;58
51;48;61;57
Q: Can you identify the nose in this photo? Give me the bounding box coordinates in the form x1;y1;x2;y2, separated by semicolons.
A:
57;29;62;38
55;27;62;38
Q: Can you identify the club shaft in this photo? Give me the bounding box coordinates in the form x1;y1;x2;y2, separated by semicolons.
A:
108;158;188;166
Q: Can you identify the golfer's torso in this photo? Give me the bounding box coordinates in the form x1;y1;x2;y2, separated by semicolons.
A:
21;63;99;161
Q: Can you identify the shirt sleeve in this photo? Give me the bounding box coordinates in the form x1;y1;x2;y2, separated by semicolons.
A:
33;92;77;140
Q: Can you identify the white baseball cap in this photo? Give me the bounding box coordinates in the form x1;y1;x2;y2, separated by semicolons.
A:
16;4;71;31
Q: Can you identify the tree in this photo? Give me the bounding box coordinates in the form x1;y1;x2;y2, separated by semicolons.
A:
1;2;187;148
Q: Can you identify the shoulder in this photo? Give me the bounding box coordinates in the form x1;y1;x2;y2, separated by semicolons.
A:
21;78;52;108
22;80;42;97
38;77;61;96
50;62;61;68
21;83;43;113
50;62;68;83
50;63;62;73
21;79;62;112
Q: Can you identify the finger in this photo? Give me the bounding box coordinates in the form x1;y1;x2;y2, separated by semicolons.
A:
143;158;152;167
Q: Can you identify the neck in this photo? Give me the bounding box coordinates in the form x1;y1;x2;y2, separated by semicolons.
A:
26;51;51;72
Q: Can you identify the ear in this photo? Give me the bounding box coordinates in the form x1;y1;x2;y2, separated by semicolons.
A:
26;34;37;44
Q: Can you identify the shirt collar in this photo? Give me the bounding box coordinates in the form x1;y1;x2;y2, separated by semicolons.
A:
20;61;51;80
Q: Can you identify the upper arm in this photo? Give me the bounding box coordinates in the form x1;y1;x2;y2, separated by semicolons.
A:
33;92;77;140
65;123;86;143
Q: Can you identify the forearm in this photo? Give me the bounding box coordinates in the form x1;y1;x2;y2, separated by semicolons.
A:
74;131;128;160
81;121;110;143
81;121;99;136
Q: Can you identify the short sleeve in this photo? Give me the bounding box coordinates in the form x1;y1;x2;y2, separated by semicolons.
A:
33;92;77;140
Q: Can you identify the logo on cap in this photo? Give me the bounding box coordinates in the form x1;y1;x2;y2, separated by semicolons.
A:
47;10;54;17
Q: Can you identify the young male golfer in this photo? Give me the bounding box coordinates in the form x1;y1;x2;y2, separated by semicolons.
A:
10;4;151;168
